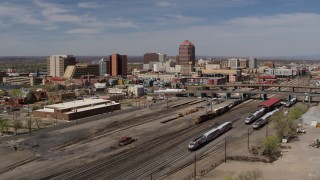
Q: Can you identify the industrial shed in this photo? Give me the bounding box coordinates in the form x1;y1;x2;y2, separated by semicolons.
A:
33;98;120;120
260;98;281;111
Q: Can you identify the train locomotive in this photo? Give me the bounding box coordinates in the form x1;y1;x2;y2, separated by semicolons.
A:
188;121;232;151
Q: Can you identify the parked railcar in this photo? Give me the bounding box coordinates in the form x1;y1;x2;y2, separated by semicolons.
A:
252;108;280;129
195;111;215;124
285;98;297;107
217;121;233;134
245;108;267;124
188;121;232;151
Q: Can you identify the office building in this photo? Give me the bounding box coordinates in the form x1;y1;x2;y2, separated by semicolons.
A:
144;53;166;64
91;58;107;76
177;40;195;66
249;57;257;69
47;55;76;77
64;63;100;79
228;58;239;69
107;54;127;77
239;58;248;68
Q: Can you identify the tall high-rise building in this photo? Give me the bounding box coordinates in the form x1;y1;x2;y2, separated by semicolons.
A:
47;55;76;77
249;57;257;69
177;40;195;66
91;58;107;76
143;53;167;64
144;53;158;64
107;54;127;77
228;58;239;69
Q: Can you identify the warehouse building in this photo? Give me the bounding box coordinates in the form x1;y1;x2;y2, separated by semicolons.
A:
33;98;120;120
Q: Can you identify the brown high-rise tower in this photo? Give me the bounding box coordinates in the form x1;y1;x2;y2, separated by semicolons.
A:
107;54;127;77
177;40;195;66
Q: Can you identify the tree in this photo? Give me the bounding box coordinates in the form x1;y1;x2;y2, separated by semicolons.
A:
32;105;41;111
224;169;263;180
26;92;37;104
0;117;9;135
262;135;280;156
26;117;32;135
271;103;308;138
200;84;207;90
33;118;42;129
11;89;22;98
12;120;23;135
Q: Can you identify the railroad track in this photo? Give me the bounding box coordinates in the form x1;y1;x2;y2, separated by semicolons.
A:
44;100;261;180
49;98;206;151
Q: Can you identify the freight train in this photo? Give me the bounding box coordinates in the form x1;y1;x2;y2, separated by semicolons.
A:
252;108;280;129
195;99;245;124
188;121;232;151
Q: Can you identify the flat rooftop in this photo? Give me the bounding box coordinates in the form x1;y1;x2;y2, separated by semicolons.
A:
43;98;112;110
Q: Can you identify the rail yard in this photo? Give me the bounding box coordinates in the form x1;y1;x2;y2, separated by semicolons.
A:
0;77;319;180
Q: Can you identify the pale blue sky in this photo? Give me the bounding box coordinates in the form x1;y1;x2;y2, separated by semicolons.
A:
0;0;320;57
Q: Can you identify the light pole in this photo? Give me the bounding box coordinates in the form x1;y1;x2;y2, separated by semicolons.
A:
194;151;197;180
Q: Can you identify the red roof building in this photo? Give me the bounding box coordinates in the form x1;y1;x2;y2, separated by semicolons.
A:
260;98;281;109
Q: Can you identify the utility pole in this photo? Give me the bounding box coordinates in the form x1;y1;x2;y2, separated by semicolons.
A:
266;122;268;137
247;128;250;150
224;138;227;163
194;151;197;180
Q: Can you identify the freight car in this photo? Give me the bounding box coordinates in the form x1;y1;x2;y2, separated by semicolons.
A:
188;121;232;151
195;99;246;125
195;112;215;124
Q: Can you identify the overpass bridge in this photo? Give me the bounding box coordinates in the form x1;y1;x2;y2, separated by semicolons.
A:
184;84;320;93
152;84;320;103
197;89;319;103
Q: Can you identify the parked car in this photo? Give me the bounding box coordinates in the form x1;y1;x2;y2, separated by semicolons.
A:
296;128;306;133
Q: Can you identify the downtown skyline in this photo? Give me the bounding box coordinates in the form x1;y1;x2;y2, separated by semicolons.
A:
0;0;320;57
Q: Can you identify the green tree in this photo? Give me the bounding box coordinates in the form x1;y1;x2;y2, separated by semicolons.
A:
0;117;9;135
12;120;23;135
200;84;207;90
46;98;54;105
262;135;280;156
287;103;308;120
11;89;22;98
26;92;37;104
271;103;308;138
32;105;41;110
0;90;8;96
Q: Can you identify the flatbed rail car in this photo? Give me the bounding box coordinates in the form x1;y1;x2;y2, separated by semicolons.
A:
188;121;232;151
170;100;195;108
